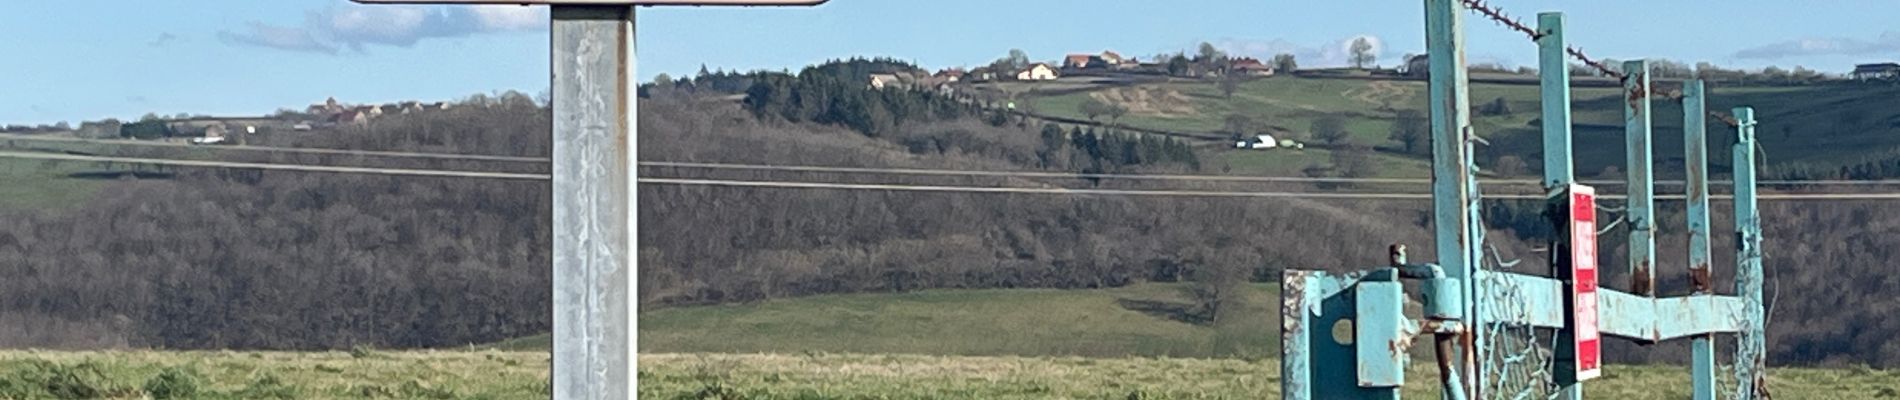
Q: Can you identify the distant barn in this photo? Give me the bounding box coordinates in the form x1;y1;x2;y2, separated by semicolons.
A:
1852;62;1900;81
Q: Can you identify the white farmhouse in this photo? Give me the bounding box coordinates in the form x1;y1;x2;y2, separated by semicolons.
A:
1016;63;1059;81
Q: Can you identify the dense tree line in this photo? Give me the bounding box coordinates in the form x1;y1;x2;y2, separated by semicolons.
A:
740;58;979;137
0;99;553;350
1037;124;1199;173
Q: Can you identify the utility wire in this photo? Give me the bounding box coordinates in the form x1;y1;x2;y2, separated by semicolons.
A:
0;133;544;163
9;150;1900;201
11;133;1900;188
641;160;1900;188
0;151;550;181
639;177;1900;201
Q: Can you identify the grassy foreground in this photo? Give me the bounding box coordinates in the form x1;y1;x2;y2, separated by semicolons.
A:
3;351;1897;399
6;285;1900;398
0;350;549;399
640;353;1900;399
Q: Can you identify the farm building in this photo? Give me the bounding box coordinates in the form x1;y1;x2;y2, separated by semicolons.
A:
1231;57;1275;76
1016;63;1059;81
1852;63;1900;81
1064;54;1096;70
934;68;965;82
868;73;903;89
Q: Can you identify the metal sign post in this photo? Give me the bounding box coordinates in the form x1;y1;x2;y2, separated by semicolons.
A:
347;2;824;398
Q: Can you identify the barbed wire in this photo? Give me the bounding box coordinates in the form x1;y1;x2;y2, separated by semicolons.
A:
1459;0;1623;79
1460;0;1744;128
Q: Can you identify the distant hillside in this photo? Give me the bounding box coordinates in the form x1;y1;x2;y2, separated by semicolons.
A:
1016;75;1900;181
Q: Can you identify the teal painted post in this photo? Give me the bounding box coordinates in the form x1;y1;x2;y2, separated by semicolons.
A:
1732;107;1766;399
1684;81;1717;400
1623;60;1657;298
1538;13;1573;188
1426;0;1477;397
1535;12;1580;400
1538;13;1583;400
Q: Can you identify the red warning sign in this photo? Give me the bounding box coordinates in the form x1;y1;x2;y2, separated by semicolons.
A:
1570;184;1601;380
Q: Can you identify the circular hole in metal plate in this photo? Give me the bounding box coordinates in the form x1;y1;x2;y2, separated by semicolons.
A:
1331;318;1355;345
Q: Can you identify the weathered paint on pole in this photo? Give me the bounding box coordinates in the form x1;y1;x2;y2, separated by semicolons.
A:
1538;12;1573;188
551;6;637;400
1623;60;1656;298
1538;13;1583;400
1425;0;1479;396
1732;107;1767;399
1683;80;1716;400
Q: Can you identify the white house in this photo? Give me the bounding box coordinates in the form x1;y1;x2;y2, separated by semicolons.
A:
868;73;903;89
1016;63;1059;81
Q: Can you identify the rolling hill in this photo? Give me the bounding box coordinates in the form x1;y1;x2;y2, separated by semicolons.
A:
1012;75;1900;180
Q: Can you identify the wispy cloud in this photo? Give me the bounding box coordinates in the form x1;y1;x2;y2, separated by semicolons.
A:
1734;32;1900;59
1194;34;1395;68
219;22;339;55
217;4;546;55
148;33;178;48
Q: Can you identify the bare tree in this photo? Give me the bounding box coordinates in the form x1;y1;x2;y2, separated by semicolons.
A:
1312;116;1349;145
1218;73;1243;98
1079;98;1110;122
1388;110;1429;155
1332;142;1375;179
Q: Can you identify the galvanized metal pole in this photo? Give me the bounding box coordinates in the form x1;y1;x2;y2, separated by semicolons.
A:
1426;0;1478;397
1537;13;1584;400
551;6;638;400
1683;80;1716;400
1623;60;1656;297
1732;107;1766;400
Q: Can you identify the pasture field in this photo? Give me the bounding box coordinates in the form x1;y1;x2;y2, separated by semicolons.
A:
0;158;112;212
3;351;1897;399
2;285;1898;398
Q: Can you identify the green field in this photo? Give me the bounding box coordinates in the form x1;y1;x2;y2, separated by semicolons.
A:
501;283;1281;359
9;285;1900;398
0;158;112;212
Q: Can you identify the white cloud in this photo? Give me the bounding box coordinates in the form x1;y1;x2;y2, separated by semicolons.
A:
219;4;547;54
472;7;546;31
1735;32;1900;59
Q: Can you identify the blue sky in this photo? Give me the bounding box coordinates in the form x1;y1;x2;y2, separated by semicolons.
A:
3;0;1898;125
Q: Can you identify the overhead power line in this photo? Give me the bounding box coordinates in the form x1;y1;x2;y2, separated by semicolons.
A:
640;160;1458;185
640;177;1900;201
0;151;550;181
9;148;1900;201
0;133;544;163
639;161;1900;188
10;133;1900;188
